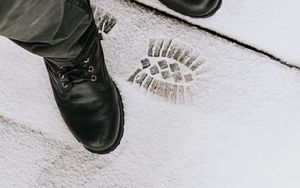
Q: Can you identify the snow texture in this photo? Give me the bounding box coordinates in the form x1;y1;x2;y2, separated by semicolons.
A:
1;0;300;187
132;0;300;67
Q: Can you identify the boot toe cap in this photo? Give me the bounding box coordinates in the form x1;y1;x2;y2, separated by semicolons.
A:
159;0;221;17
84;135;118;153
75;117;121;153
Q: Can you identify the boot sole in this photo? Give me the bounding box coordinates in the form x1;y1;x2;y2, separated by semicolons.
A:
85;81;125;155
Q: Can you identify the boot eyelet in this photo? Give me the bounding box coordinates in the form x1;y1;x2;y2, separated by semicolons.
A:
88;66;94;73
91;75;97;82
58;65;63;69
58;73;64;79
83;58;89;64
62;82;68;88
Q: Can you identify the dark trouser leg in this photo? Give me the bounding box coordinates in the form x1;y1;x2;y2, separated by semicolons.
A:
0;0;96;64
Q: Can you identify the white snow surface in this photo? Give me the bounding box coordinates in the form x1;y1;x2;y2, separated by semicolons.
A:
1;0;300;187
132;0;300;67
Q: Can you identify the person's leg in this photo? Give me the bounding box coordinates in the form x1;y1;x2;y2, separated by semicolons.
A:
0;0;95;63
0;0;124;154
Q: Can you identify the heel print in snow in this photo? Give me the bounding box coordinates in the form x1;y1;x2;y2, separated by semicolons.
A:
128;38;205;104
91;4;117;35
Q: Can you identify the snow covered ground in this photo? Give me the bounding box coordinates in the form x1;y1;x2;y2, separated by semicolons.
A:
1;0;300;187
132;0;300;67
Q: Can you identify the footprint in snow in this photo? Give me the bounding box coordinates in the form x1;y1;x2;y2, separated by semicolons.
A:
128;38;206;104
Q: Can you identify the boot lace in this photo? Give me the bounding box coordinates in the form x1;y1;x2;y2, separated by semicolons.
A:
57;58;97;88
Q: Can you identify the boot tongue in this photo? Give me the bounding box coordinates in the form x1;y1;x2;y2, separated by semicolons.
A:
46;57;78;67
61;64;91;85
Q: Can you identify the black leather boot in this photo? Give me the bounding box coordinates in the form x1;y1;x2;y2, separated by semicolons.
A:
44;32;124;155
159;0;222;18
